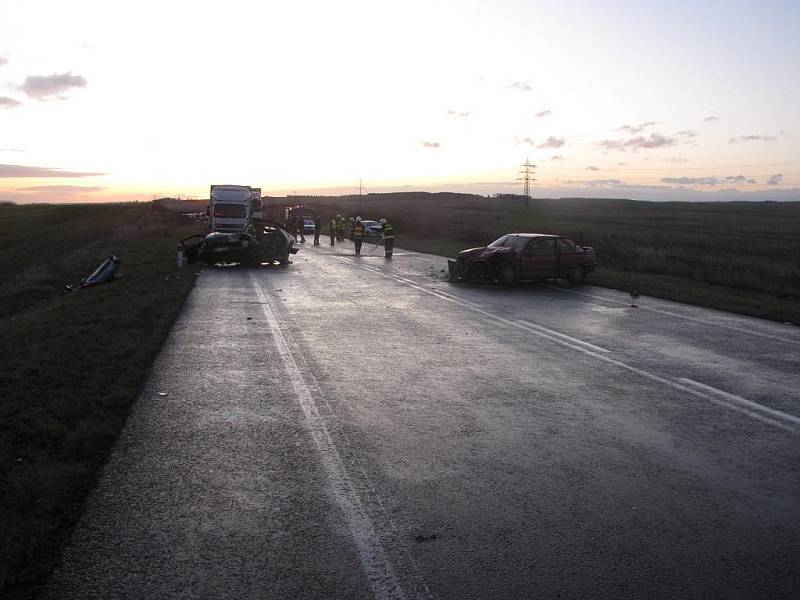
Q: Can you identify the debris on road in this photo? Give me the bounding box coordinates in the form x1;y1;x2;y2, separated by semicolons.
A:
630;288;640;307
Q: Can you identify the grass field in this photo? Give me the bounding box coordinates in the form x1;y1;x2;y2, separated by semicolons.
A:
266;193;800;323
0;202;200;599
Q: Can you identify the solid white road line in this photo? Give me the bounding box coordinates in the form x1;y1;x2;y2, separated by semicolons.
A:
332;255;799;434
542;284;800;348
518;319;611;353
251;272;407;600
679;378;800;430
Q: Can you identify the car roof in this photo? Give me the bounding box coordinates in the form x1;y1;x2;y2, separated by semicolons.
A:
507;233;560;239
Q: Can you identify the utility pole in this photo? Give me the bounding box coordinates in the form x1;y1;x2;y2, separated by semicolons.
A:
358;179;364;196
517;159;537;207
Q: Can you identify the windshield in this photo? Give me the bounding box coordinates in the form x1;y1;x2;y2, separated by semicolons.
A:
211;188;251;202
213;203;246;218
488;235;528;252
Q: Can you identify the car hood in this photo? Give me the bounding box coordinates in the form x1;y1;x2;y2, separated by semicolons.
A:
458;246;514;260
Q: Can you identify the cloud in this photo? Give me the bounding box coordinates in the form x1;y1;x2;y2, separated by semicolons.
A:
446;110;471;118
767;174;783;185
675;130;698;137
550;155;564;161
562;178;624;186
508;81;532;92
534;110;551;118
664;157;689;163
517;137;536;146
422;141;441;149
661;175;757;186
16;185;106;193
586;166;600;171
0;96;21;108
597;133;676;151
728;134;777;143
0;163;105;177
703;116;720;122
537;136;565;149
18;72;87;98
0;56;7;67
616;121;658;135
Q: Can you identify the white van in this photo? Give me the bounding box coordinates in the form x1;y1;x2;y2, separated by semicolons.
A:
209;185;252;232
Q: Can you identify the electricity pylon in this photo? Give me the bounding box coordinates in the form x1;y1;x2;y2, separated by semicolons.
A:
517;159;537;207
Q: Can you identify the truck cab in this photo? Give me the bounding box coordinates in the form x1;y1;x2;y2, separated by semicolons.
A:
209;185;252;233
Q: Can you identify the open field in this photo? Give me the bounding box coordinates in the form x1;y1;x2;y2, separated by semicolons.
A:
0;202;200;599
262;193;800;323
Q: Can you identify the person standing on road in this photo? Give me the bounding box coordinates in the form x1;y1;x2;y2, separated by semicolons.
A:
352;216;365;256
380;218;395;259
336;214;345;241
329;216;336;246
313;215;321;246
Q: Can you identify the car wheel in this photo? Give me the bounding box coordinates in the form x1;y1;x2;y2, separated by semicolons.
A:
467;265;482;284
568;266;585;284
499;261;517;286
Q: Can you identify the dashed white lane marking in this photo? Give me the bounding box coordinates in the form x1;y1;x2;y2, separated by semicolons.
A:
542;283;800;348
251;272;407;600
679;378;800;431
332;256;799;434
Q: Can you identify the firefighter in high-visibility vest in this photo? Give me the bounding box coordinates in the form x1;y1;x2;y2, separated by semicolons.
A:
352;216;365;256
380;218;395;258
329;217;336;245
336;214;345;241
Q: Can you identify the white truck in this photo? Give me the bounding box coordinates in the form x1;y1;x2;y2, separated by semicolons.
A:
209;184;254;233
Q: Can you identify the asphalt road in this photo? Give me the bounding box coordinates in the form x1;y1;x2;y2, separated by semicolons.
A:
44;241;800;599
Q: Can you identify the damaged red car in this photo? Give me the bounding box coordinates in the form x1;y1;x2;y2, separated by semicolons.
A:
448;234;596;285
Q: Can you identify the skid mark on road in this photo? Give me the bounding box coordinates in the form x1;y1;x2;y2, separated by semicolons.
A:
333;256;800;435
542;284;800;348
251;272;407;600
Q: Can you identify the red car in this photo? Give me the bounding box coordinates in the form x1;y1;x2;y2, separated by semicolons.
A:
448;233;596;285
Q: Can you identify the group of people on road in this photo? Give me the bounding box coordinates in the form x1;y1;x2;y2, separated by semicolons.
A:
327;214;395;258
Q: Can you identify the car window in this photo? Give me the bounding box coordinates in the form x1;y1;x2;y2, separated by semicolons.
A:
488;235;509;248
525;238;556;256
557;238;576;254
507;236;529;252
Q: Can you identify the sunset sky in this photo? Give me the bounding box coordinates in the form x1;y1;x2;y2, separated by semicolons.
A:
1;0;798;203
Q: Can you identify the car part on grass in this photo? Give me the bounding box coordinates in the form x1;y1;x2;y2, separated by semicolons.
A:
65;255;123;292
181;220;298;266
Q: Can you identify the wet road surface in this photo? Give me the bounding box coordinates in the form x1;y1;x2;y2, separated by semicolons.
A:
44;241;800;599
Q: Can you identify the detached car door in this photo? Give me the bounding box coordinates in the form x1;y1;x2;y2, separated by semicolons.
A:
520;238;557;280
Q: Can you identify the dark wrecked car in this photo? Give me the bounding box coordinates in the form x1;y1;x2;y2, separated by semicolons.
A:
448;233;596;285
181;220;298;266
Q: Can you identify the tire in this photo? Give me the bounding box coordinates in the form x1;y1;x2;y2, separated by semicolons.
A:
499;261;517;286
467;265;482;284
279;252;290;266
568;266;585;284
